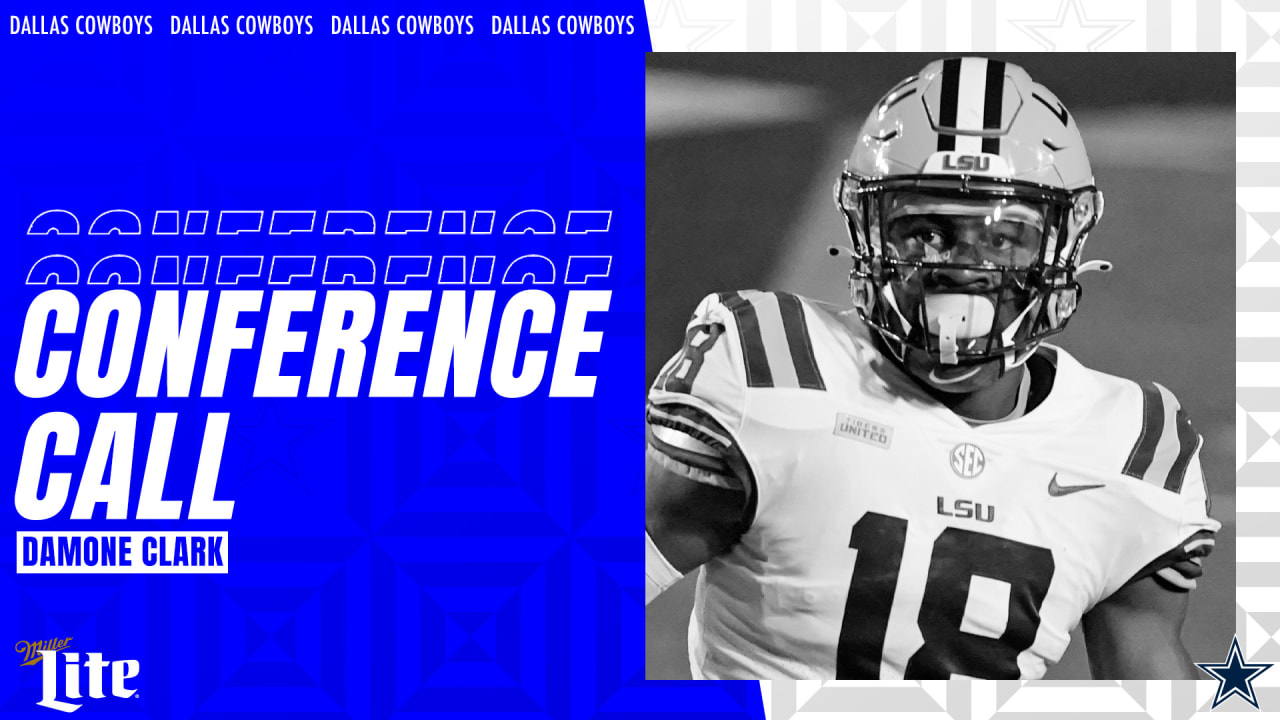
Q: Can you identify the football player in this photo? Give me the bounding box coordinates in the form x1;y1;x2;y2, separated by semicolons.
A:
644;57;1219;680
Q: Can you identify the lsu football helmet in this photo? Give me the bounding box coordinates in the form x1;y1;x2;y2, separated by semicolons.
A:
835;57;1107;371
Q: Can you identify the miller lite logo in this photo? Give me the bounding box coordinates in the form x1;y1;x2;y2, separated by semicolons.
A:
950;443;986;478
31;647;139;713
15;637;70;666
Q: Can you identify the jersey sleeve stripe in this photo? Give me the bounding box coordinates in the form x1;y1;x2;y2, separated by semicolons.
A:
748;292;802;389
647;403;733;449
1129;384;1199;492
1122;383;1165;481
645;401;760;532
1119;528;1216;593
649;423;726;463
646;443;740;490
1137;384;1184;488
646;425;733;477
1183;534;1215;556
1163;409;1201;493
777;293;827;391
718;291;774;388
1154;566;1197;592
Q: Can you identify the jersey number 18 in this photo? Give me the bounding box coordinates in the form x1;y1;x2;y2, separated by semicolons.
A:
837;512;1056;679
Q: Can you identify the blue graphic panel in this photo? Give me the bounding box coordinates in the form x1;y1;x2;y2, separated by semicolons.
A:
0;3;763;717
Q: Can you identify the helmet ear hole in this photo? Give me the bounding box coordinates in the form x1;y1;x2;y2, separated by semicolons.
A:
1065;188;1104;261
1046;285;1080;328
851;258;884;314
852;277;875;313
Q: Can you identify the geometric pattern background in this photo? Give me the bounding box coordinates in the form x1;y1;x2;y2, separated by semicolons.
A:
0;1;1268;719
647;0;1275;717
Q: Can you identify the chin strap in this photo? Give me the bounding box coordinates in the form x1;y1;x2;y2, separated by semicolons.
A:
997;259;1110;373
998;300;1041;373
1012;366;1032;418
1001;345;1039;375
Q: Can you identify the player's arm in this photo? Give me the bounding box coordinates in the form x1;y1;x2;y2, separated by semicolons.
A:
644;408;754;604
1081;575;1197;679
646;445;748;573
646;292;756;604
1083;519;1215;679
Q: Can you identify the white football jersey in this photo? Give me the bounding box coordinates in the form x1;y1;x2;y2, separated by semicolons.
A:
647;291;1219;680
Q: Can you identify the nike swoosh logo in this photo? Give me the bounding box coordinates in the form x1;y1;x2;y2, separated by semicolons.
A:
1047;473;1104;497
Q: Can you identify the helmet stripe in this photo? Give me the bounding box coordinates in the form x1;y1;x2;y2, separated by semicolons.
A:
934;58;1007;154
935;57;961;151
953;57;986;154
981;59;1006;154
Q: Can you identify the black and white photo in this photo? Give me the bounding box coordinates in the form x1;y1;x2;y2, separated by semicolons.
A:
644;53;1235;681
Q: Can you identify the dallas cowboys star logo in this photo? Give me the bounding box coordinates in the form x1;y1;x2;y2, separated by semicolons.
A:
1196;636;1272;709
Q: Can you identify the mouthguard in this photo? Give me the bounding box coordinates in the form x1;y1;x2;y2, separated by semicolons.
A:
925;294;996;365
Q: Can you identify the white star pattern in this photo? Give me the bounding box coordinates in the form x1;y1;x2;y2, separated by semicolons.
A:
1010;0;1133;51
644;0;733;52
634;2;1272;718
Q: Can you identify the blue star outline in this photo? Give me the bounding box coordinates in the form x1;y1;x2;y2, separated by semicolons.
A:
1196;636;1272;710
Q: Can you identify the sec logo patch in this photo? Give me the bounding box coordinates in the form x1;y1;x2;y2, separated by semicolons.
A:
950;443;986;478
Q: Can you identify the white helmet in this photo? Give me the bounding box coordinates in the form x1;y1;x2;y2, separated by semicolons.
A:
835;57;1105;370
